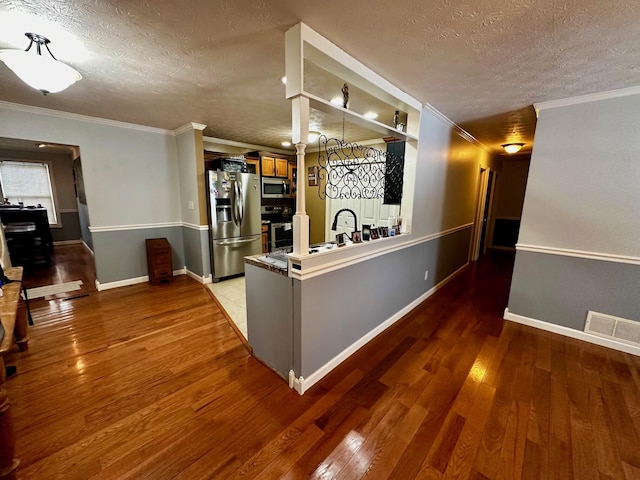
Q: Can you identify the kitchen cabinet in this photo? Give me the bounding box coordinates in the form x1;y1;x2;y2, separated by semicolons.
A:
261;156;275;177
275;158;288;177
145;238;173;285
246;157;260;175
288;163;297;197
261;224;269;253
251;151;291;178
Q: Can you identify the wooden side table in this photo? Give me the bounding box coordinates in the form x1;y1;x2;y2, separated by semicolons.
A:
0;266;29;480
145;238;173;285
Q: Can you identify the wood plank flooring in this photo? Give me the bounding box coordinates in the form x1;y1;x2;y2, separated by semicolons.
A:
3;251;640;479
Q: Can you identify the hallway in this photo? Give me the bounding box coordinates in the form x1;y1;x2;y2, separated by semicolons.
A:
3;251;639;479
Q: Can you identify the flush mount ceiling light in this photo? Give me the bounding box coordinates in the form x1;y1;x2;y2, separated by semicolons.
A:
502;143;524;154
281;141;291;147
364;112;378;120
0;32;82;95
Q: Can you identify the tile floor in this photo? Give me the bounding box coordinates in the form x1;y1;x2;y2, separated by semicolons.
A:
207;276;247;339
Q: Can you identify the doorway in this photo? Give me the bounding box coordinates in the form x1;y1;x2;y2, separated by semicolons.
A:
471;167;496;261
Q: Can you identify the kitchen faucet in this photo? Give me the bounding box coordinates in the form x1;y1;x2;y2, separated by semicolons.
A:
331;208;358;240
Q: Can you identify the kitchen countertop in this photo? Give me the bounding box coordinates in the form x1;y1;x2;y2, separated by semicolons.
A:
244;254;288;276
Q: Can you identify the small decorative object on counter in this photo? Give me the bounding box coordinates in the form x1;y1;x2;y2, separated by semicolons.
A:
381;226;389;238
336;233;346;246
352;231;362;243
370;227;380;240
362;224;371;241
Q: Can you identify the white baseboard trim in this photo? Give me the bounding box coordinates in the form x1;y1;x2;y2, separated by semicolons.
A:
504;308;640;357
96;275;148;291
293;262;469;395
82;241;94;254
185;269;212;284
53;239;83;246
96;270;186;291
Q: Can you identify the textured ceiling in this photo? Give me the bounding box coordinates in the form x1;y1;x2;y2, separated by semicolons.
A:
1;0;639;155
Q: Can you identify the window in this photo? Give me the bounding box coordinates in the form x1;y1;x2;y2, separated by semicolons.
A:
0;160;58;224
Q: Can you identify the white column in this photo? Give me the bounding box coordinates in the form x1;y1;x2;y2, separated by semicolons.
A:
293;142;309;256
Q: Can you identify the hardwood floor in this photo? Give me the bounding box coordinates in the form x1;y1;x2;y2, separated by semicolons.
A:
3;251;640;479
21;242;97;307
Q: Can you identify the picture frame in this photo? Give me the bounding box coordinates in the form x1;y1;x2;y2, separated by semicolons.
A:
362;224;371;241
370;227;380;240
336;232;346;246
381;226;389;238
352;231;362;243
308;166;318;186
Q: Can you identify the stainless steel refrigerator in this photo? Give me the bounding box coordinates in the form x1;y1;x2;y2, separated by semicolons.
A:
207;170;262;282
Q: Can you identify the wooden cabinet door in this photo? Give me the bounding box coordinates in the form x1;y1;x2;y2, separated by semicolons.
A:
246;158;260;175
262;156;275;177
275;158;289;177
288;163;297;197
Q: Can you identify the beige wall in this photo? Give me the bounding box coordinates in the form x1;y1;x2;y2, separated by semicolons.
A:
494;155;530;219
304;150;325;244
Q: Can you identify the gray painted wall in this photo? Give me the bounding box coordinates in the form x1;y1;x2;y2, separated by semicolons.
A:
297;227;471;378
509;251;639;329
508;92;640;329
92;226;184;285
182;226;210;278
77;201;93;250
0;104;182;284
518;95;640;257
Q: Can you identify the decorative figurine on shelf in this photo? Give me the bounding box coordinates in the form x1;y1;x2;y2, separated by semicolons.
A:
341;83;349;109
393;110;399;128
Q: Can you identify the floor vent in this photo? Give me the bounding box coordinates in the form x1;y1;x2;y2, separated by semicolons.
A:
585;311;640;346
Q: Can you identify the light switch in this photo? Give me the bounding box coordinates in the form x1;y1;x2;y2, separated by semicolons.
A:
188;201;195;210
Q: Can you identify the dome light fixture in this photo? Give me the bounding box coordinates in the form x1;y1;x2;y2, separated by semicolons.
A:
0;32;82;95
502;143;524;154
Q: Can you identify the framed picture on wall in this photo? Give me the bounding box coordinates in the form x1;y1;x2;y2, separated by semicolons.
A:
370;227;380;240
352;231;362;243
308;166;318;186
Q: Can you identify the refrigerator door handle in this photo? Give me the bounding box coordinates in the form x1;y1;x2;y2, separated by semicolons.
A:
236;180;244;225
217;237;259;247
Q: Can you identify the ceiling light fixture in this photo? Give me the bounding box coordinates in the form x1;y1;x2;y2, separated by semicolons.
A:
330;97;342;106
502;143;524;154
280;76;287;85
364;112;378;120
281;141;291;147
0;32;82;95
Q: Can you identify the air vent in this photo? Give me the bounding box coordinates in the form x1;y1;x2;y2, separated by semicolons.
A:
585;311;640;346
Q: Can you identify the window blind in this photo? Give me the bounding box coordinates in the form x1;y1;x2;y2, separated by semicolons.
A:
0;161;58;224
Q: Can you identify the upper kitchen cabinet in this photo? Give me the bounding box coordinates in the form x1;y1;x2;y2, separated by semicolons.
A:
250;151;291;178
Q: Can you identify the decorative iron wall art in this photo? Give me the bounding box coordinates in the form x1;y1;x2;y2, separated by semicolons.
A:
316;135;404;204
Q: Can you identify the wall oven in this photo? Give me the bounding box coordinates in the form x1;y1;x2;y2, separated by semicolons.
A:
270;222;293;251
261;177;290;199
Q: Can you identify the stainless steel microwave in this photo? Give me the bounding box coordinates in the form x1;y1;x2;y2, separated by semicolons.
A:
261;177;290;198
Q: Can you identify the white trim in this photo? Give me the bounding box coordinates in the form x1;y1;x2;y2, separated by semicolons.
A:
53;239;83;246
96;275;148;291
185;269;212;284
59;209;79;213
424;104;490;152
203;136;293;156
535;86;640;111
289;223;473;280
504;309;640;357
97;269;186;291
516;243;640;266
182;223;208;231
0;100;174;136
89;222;182;233
174;123;206;135
82;241;94;254
293;263;469;395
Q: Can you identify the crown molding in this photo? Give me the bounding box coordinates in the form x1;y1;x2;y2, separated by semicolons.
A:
174;122;207;135
203;136;293;156
0;100;175;135
423;103;490;152
535;85;640;111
